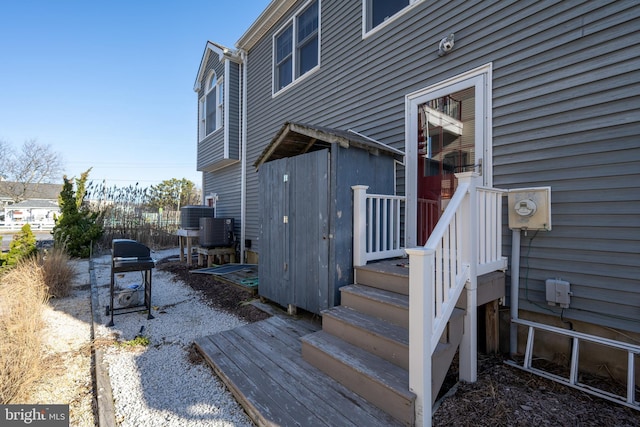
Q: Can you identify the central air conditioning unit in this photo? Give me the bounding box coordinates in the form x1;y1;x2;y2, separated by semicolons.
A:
199;217;234;248
180;205;215;230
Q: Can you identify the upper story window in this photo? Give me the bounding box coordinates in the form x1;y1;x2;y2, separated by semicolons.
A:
216;77;224;127
274;0;319;93
200;72;224;140
364;0;421;34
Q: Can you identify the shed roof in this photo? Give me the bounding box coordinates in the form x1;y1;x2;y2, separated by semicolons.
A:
254;122;404;169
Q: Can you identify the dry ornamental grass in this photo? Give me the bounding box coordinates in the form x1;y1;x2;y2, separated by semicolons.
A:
38;248;77;298
0;259;50;403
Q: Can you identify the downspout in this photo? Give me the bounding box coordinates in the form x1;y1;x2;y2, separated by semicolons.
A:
239;49;248;262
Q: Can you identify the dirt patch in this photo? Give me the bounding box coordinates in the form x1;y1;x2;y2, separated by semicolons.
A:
157;259;270;324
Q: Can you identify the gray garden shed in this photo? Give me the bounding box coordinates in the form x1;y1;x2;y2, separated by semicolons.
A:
255;122;403;314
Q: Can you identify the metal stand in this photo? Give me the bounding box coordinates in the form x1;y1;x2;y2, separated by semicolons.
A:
107;259;155;327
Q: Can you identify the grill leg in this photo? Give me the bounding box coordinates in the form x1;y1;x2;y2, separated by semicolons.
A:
108;271;115;326
146;270;154;320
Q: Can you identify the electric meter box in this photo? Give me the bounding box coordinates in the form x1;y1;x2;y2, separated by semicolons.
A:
508;187;552;231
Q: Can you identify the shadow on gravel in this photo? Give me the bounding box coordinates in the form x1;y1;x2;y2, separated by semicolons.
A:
90;249;268;426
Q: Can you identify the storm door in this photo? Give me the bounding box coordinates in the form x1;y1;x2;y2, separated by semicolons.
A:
406;65;492;248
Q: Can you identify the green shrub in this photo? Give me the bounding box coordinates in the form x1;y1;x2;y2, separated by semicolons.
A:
53;170;103;258
0;224;37;270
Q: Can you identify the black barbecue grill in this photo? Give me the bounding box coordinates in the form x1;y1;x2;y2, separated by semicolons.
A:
107;239;155;326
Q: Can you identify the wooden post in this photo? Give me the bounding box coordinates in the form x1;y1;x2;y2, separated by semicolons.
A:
177;229;199;265
485;300;500;353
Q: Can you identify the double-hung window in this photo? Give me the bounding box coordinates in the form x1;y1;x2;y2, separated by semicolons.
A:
274;0;319;93
200;72;223;139
364;0;421;34
216;77;224;128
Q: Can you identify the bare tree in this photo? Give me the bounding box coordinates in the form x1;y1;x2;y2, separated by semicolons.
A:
0;140;9;178
0;139;64;202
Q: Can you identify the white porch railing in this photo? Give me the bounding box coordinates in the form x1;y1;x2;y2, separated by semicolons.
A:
352;185;406;266
406;172;507;427
351;173;507;427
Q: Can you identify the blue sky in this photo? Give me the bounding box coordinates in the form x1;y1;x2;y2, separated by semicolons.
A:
0;0;271;188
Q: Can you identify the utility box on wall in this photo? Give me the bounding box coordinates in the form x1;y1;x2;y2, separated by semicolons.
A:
508;187;552;231
546;278;571;308
255;123;402;315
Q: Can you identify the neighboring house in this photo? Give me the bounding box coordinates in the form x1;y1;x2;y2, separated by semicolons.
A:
0;182;61;225
3;199;59;225
195;1;639;424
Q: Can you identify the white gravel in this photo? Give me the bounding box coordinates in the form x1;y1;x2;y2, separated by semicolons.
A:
92;248;255;427
35;259;95;427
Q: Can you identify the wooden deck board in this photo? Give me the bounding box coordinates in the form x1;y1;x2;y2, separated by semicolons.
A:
198;333;316;426
244;318;401;426
195;316;402;427
229;327;359;427
195;336;278;426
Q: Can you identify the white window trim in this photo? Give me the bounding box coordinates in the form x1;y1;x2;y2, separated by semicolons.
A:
216;76;224;132
205;193;218;210
404;63;493;248
362;0;424;39
198;96;206;141
199;71;224;142
272;0;321;96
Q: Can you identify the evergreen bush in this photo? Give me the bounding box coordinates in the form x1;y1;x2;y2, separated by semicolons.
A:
0;224;38;269
52;170;103;258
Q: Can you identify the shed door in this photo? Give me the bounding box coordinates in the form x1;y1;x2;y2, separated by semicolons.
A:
259;149;330;314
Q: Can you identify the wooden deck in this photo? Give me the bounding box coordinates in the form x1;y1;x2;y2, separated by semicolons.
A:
195;315;403;427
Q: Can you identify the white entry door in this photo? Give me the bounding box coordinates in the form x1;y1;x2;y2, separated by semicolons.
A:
405;64;493;248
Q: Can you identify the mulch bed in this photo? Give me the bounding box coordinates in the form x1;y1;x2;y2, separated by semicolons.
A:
433;353;640;426
158;258;640;426
157;259;269;323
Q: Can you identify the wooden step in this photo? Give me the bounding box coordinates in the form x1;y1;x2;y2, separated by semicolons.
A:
354;261;409;295
301;330;415;426
340;284;409;328
194;317;402;426
322;305;409;369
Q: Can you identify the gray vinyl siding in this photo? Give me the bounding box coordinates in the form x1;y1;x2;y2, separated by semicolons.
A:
203;165;242;237
197;54;241;171
237;0;639;332
197;54;225;171
197;51;243;240
227;61;241;160
489;2;640;332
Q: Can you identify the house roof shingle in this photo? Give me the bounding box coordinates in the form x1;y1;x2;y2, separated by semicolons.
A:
0;182;62;201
